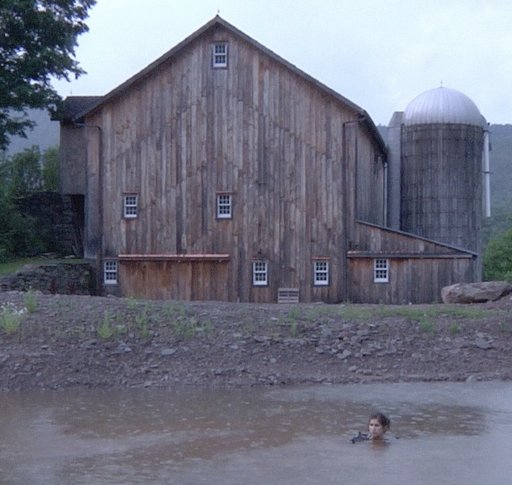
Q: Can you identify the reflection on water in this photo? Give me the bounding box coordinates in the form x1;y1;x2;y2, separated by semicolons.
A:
0;382;511;484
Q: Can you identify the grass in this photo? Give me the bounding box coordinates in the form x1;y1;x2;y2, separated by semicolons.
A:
126;297;139;310
174;315;213;339
289;320;298;337
262;302;504;337
135;305;150;327
174;316;198;339
0;257;88;277
163;302;186;320
278;308;302;337
418;316;436;333
116;301;212;340
0;258;47;277
336;304;497;322
23;290;38;313
0;303;25;335
97;312;116;340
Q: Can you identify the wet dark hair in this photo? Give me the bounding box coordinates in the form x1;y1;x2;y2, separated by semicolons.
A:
369;412;391;429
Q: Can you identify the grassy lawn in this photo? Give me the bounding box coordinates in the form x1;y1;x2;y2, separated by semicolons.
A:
0;258;86;277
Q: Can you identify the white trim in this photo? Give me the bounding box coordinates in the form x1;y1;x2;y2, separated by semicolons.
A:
216;193;232;219
212;43;228;68
104;260;118;285
313;260;329;286
252;260;268;286
123;194;138;218
374;258;389;283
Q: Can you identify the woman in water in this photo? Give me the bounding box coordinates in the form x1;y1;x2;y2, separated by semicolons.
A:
351;412;391;443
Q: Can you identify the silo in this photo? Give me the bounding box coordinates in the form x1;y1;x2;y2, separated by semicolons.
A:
400;87;487;256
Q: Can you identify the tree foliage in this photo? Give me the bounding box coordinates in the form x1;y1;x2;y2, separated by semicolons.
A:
0;183;44;262
0;0;96;150
42;145;59;191
0;145;59;261
483;228;512;282
6;146;43;197
482;206;512;249
1;145;58;196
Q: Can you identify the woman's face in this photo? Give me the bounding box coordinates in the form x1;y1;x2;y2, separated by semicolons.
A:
368;418;386;439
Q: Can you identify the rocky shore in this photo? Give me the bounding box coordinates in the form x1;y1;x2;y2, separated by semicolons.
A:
1;291;511;391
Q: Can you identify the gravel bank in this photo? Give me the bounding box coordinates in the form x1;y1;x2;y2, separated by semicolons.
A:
1;291;511;391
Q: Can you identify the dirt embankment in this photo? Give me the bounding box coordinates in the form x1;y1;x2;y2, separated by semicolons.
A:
0;291;511;391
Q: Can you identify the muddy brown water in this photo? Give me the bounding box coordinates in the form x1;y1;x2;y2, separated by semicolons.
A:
0;382;511;484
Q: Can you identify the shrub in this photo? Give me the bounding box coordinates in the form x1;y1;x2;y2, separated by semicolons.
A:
0;303;25;334
0;187;44;260
23;290;38;313
484;228;512;282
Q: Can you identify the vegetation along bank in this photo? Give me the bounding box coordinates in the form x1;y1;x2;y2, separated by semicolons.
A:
0;291;511;392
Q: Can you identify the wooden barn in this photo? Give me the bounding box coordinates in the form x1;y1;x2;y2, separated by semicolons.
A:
59;16;481;304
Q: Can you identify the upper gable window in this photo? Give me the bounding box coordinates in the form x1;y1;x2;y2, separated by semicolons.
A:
212;43;228;68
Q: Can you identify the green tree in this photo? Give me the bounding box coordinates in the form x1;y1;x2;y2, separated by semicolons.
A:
6;146;43;197
0;184;43;262
483;228;512;282
482;206;512;249
42;145;59;191
0;145;58;195
0;0;96;150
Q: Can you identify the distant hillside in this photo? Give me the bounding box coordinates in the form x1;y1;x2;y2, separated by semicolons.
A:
3;109;60;156
489;124;512;209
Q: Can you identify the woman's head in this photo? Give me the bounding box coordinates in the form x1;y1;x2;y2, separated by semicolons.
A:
368;412;390;439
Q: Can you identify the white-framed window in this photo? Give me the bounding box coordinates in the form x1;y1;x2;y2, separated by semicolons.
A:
123;194;138;218
313;260;329;286
216;193;232;219
104;260;118;285
374;258;389;283
252;260;268;286
212;42;228;68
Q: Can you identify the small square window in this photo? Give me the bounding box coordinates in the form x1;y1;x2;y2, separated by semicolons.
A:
123;195;138;218
104;260;118;285
314;260;329;286
374;258;389;283
217;194;232;219
212;43;228;68
252;261;268;286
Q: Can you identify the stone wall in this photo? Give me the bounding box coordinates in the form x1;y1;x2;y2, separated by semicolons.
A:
0;262;92;295
15;192;83;256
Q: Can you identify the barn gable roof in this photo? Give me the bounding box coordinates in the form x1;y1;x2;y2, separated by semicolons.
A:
72;15;386;153
59;96;102;122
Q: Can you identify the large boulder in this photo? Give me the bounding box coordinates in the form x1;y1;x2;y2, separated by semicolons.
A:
441;281;512;304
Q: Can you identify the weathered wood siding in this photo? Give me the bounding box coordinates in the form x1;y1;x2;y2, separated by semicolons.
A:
352;221;469;254
59;123;87;194
348;222;477;303
356;133;386;225
83;24;385;302
118;260;229;300
348;256;475;304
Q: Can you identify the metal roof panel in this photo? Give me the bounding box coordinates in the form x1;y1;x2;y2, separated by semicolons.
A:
403;87;486;127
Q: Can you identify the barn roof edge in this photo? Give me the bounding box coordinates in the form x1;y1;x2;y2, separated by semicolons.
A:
70;16;386;151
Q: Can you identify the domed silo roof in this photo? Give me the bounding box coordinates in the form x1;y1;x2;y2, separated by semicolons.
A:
403;87;486;127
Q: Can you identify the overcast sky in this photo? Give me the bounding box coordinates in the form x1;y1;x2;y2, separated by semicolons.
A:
54;0;512;126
